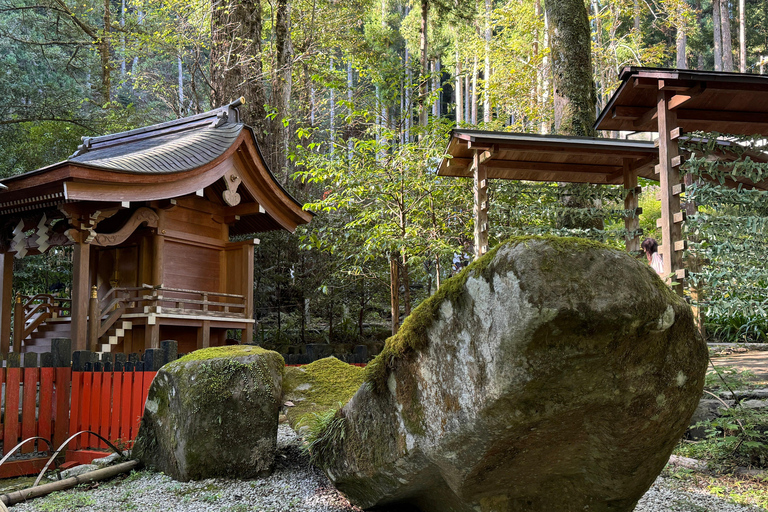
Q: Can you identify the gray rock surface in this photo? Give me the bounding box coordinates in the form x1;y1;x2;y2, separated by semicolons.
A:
312;237;708;512
133;345;284;481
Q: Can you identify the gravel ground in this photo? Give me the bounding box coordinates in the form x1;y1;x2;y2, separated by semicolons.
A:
5;425;764;512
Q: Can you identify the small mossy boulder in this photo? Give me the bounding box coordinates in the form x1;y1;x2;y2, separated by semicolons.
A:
311;236;707;512
283;357;365;430
133;345;284;481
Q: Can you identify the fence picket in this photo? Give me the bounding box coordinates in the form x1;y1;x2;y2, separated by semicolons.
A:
68;372;82;450
79;372;92;450
130;372;143;443
99;372;112;449
4;367;20;455
39;367;54;449
111;371;122;447
120;371;132;444
21;365;38;453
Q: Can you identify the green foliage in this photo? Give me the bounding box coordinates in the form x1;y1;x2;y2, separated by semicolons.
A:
36;490;96;511
302;406;347;469
705;365;757;391
682;133;768;343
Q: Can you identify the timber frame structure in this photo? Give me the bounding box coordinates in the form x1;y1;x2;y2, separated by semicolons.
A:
441;67;768;297
0;100;312;355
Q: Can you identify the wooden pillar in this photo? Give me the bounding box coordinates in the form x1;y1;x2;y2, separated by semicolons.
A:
622;159;641;253
197;320;211;349
473;150;489;259
88;286;99;352
71;239;91;351
152;233;164;286
145;320;160;349
0;252;13;354
243;243;255;344
656;88;685;295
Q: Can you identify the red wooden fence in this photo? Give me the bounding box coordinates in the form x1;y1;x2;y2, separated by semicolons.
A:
68;371;156;451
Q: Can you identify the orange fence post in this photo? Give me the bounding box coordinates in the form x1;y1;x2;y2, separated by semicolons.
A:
4;353;21;454
21;353;39;453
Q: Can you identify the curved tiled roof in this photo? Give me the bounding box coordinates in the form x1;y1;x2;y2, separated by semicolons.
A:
69;120;244;174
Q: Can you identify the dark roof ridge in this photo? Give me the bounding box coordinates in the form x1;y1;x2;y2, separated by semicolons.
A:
71;98;245;158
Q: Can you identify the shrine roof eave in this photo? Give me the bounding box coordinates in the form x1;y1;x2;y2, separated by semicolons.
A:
595;67;768;134
437;130;659;185
0;128;312;233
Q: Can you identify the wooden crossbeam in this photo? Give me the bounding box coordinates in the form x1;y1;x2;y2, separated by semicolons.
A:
614;106;768;127
669;83;706;110
633;107;658;129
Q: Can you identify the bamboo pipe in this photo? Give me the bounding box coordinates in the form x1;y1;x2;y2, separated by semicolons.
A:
0;459;140;506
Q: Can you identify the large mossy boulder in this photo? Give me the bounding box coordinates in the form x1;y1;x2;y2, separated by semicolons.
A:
283;357;365;430
309;236;707;512
133;346;284;481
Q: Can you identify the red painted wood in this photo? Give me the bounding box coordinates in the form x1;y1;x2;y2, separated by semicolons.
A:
65;449;111;466
0;366;5;443
0;457;49;479
79;372;92;450
111;371;122;446
54;368;71;450
88;373;102;450
99;372;112;449
39;368;54;448
130;372;143;443
68;372;83;450
4;368;21;455
20;366;39;454
120;372;132;443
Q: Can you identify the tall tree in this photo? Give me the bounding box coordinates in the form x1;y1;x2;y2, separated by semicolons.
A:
545;0;596;136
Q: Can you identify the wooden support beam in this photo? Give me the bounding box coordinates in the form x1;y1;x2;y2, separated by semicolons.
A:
669;84;706;110
623;159;640;253
657;89;685;295
473;150;489;258
672;183;686;196
197;320;211;349
70;239;91;350
674;240;688;252
243;242;255;344
0;253;12;354
633;107;658;129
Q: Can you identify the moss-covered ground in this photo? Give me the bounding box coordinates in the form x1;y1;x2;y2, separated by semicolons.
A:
282;357;365;428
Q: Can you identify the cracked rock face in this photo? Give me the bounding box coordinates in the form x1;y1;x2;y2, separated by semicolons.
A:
133;346;284;481
315;237;707;512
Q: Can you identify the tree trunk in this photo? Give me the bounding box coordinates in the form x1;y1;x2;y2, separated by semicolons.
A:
696;0;705;69
713;0;723;71
545;0;596;136
633;0;640;31
419;0;429;128
483;0;491;123
390;254;400;334
99;0;112;103
676;30;687;69
401;255;412;317
455;43;463;124
721;0;734;71
210;0;269;153
471;55;478;124
272;0;293;181
739;0;746;72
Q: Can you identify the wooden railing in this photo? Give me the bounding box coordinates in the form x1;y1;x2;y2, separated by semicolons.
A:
14;294;72;349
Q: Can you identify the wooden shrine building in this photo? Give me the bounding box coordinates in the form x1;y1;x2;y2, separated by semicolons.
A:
441;67;768;297
0;100;313;355
437;131;659;258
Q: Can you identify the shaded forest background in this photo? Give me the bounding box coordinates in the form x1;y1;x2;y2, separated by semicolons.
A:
2;0;768;347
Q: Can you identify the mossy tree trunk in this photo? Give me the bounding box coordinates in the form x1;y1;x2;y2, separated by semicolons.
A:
545;0;596;137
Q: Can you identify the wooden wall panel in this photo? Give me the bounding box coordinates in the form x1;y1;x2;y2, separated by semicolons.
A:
162;241;220;292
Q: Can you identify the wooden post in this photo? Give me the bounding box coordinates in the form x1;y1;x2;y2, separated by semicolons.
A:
0;253;13;354
197;320;211;349
623;158;640;254
657;88;685;295
13;293;23;353
145;321;160;349
243;243;255;344
88;286;99;352
152;233;164;286
473;150;489;259
71;239;91;351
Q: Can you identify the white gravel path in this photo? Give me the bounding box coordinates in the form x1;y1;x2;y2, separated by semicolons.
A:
5;426;764;512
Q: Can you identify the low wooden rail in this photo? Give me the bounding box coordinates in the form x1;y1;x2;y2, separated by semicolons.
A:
14;294;71;350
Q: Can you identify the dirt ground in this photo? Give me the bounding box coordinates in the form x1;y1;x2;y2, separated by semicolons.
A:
709;350;768;385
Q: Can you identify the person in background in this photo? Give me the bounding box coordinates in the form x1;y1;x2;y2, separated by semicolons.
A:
641;237;664;275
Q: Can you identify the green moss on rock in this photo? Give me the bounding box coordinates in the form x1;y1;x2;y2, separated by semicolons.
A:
283;357;365;428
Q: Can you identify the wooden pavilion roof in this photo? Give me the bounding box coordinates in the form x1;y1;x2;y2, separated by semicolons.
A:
0;101;312;235
437;130;658;184
595;67;768;135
